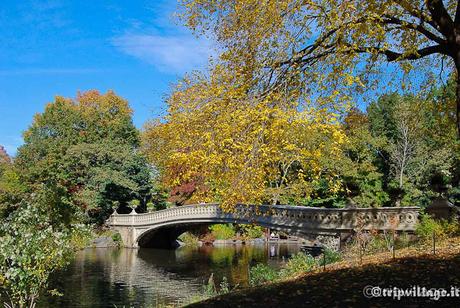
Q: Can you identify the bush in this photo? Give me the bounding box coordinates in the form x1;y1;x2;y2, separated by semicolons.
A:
179;232;200;246
365;233;391;253
395;232;413;249
209;224;236;240
0;201;74;308
202;273;217;297
317;248;342;266
239;224;264;239
188;274;233;305
279;252;316;278
111;232;123;247
416;213;443;240
249;263;279;286
441;219;460;236
248;250;343;287
200;232;216;244
448;186;460;207
415;213;459;241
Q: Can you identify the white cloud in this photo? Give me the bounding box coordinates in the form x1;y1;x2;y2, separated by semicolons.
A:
112;33;212;74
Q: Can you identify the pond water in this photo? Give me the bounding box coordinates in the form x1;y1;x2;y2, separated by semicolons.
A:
37;243;301;307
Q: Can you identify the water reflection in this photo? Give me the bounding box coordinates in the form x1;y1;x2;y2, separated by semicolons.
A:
38;243;300;307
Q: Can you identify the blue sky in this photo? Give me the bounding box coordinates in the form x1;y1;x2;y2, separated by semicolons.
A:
0;0;211;156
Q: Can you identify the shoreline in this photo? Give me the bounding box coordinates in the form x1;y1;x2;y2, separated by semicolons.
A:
197;238;307;246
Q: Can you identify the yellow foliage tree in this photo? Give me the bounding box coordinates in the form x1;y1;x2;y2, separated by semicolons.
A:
143;67;347;211
180;0;460;138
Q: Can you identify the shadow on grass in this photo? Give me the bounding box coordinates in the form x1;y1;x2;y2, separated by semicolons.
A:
187;252;460;307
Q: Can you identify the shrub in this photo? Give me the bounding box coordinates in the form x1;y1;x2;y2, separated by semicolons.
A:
318;248;343;266
249;263;279;286
395;232;413;249
279;252;316;278
200;232;216;244
188;274;233;306
415;213;460;243
239;224;264;239
416;213;446;241
179;232;200;246
365;233;391;253
111;232;123;247
440;219;460;237
248;250;343;288
209;224;236;240
0;201;74;308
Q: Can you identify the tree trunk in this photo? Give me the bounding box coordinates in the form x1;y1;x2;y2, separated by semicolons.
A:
456;64;460;139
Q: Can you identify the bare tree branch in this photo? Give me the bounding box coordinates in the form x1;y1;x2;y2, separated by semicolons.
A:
395;0;440;32
381;15;446;44
354;44;449;61
426;0;455;38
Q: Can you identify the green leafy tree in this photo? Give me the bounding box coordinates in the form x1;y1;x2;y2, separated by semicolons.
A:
15;90;152;223
61;142;152;223
368;86;457;206
0;159;27;219
340;108;389;207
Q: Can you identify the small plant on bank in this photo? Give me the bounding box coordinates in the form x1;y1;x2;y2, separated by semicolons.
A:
178;232;200;246
219;276;230;294
249;249;343;286
203;273;217;297
111;232;123;247
185;274;234;305
249;263;279;286
317;248;343;267
200;274;233;297
279;252;317;278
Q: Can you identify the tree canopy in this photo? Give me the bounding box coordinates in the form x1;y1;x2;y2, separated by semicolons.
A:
130;0;459;210
144;72;459;209
15;90;153;223
143;69;347;211
181;0;460;137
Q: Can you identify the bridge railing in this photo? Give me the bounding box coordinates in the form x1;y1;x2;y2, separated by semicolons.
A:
107;204;420;232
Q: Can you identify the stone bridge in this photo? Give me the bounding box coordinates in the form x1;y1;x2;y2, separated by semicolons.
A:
106;204;419;249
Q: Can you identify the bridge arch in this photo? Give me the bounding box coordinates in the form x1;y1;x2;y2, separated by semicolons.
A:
135;219;325;249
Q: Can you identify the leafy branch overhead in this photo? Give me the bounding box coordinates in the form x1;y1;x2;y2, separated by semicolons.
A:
181;0;460;137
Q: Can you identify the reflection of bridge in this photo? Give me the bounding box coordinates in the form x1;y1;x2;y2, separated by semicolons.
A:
107;204;419;249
